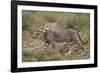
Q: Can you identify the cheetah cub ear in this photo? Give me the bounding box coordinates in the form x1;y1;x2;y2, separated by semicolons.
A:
43;26;49;30
37;26;46;33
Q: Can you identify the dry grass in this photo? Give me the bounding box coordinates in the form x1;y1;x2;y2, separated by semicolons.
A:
22;31;90;62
